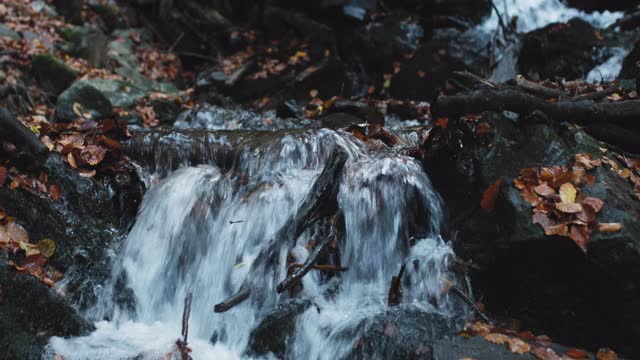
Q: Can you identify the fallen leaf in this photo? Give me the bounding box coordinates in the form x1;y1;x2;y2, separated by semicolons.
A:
0;166;7;187
581;197;603;213
569;225;590;252
50;184;62;200
534;183;556;196
309;89;319;98
531;346;562;360
67;153;78;168
566;348;589;359
555;202;583;213
37;239;55;257
484;333;509;344
72;102;84;118
543;223;568;236
507;337;531;354
80;145;107;166
559;182;577;203
6;220;29;244
480;177;503;212
466;322;492;336
598;223;622;233
596;348;617;360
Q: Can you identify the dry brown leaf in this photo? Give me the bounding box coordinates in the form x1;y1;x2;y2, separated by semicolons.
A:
569;225;590;252
480;177;503;212
0;166;6;187
484;333;509;344
543;223;568;236
466;322;492;336
555;202;583;213
531;346;562;360
581;197;604;213
507;338;531;354
566;348;589;359
598;223;622;233
80;145;107;166
559;182;577;203
534;183;556;196
50;184;62;201
596;348;618;360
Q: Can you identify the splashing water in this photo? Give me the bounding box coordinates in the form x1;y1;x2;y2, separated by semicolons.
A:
479;0;622;34
48;128;456;359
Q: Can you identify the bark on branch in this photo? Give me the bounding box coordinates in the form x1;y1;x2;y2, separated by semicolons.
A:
0;107;48;156
433;87;640;125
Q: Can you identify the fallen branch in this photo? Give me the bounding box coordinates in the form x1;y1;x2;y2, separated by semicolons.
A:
214;148;348;312
176;292;193;360
433;87;640;125
0;107;48;156
387;264;406;306
277;232;333;294
214;287;250;313
287;264;349;272
506;76;565;99
450;285;492;324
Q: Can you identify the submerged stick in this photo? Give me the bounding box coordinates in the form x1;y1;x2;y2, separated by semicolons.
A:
287;264;349;272
277;235;332;293
214;287;250;313
176;292;193;360
387;264;407;306
450;285;492;324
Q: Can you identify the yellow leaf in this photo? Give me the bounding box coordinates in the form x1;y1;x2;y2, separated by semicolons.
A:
37;239;56;257
598;223;622;233
29;125;41;134
559;182;577;203
72;102;84;117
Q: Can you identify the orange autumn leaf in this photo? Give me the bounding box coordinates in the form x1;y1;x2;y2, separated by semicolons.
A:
49;184;62;201
507;337;531;354
481;177;503;212
596;348;618;360
484;333;509;344
566;348;589;359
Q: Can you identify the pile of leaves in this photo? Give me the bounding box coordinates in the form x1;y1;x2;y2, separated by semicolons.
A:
0;209;60;287
513;153;621;252
463;322;618;359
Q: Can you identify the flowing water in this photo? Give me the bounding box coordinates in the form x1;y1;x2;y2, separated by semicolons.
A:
47;1;629;359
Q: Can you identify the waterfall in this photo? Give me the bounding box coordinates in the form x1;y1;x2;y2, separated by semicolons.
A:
48;128;455;359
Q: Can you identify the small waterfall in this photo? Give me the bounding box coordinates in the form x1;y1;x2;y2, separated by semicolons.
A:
48;128;456;359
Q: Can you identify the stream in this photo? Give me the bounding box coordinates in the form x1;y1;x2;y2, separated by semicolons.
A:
45;1;628;359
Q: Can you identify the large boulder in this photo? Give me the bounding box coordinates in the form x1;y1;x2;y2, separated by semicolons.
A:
564;0;638;12
424;112;640;357
618;39;640;80
0;267;93;359
58;25;109;68
518;19;604;80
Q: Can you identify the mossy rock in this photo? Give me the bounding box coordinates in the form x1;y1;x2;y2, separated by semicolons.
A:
31;53;78;96
0;24;20;40
55;82;112;122
77;79;146;108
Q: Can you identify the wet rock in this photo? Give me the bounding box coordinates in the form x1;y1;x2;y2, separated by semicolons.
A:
424;112;640;357
59;25;109;68
293;58;364;101
387;0;492;25
276;99;304;119
339;306;464;359
518;19;604;80
0;267;94;360
76;79;146;109
246;298;312;358
175;104;304;131
618;40;640;79
0;24;20;40
319;112;363;129
326;99;384;125
88;2;128;31
150;98;181;126
30;54;78;96
55;82;113;122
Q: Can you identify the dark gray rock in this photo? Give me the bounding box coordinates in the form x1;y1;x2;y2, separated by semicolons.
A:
246;298;312;358
518;18;605;80
76;79;146;109
423;112;640;357
618;40;640;80
0;267;94;360
55;82;113;122
30;54;78;96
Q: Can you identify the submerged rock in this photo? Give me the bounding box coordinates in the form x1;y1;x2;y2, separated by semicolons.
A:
246;298;312;358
